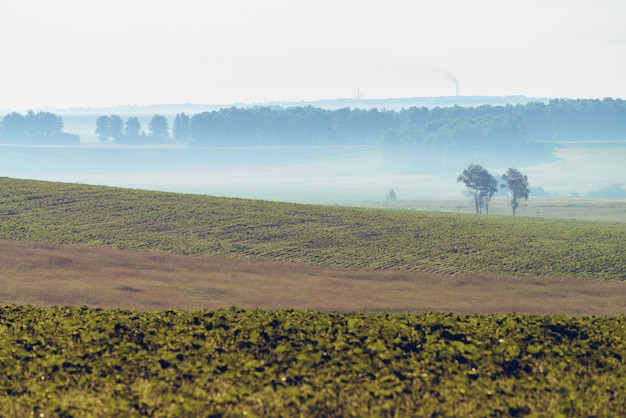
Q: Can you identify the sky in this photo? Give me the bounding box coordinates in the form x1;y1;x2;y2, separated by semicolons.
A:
2;0;626;110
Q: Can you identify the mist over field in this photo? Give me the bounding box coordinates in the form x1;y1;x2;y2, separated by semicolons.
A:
0;141;624;204
1;99;625;205
0;143;445;202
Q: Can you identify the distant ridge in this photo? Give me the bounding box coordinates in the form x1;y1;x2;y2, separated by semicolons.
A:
45;95;551;115
261;95;550;111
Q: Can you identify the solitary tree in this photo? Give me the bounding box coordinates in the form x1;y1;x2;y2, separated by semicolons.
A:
457;164;498;214
501;167;530;215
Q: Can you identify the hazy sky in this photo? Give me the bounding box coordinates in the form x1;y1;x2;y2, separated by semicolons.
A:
2;0;625;109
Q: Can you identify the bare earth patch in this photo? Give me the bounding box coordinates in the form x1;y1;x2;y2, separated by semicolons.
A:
1;239;625;315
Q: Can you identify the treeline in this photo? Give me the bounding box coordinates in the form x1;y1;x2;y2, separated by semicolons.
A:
0;110;80;144
94;114;177;143
184;98;626;147
3;98;626;146
184;106;527;147
90;98;626;147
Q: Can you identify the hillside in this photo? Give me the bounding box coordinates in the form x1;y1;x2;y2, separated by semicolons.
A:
1;177;625;280
2;177;626;416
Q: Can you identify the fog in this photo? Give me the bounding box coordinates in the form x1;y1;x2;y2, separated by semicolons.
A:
1;141;624;204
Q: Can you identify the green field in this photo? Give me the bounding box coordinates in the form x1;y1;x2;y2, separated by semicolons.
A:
1;177;626;280
2;177;626;416
2;305;625;417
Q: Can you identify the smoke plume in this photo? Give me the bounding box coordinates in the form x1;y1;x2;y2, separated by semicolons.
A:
444;73;459;96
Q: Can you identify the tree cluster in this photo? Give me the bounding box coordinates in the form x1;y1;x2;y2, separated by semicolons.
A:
94;113;192;143
0;110;79;144
95;115;173;143
458;164;530;215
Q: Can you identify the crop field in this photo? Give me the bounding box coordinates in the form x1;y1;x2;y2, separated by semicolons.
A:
1;177;626;280
2;305;625;417
2;177;626;416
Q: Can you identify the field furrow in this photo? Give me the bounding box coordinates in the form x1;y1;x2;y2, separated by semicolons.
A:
1;177;626;280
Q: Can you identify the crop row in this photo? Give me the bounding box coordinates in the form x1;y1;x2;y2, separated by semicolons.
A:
1;305;625;417
1;177;626;279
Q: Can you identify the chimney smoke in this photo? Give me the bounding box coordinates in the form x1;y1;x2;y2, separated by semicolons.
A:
444;73;459;96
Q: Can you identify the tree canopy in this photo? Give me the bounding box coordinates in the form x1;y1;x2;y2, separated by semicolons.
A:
173;113;190;143
5;97;625;147
0;110;78;144
124;117;142;140
501;168;530;215
457;164;499;214
148;115;169;141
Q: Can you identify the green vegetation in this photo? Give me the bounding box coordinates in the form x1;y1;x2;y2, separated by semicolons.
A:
0;110;80;144
501;168;530;216
6;98;626;148
2;177;626;416
2;305;625;417
186;98;626;146
2;177;626;280
457;164;499;214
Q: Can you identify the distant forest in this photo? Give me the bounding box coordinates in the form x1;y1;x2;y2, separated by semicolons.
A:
185;98;626;147
2;99;626;149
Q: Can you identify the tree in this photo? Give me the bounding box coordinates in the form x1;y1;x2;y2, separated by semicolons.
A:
458;164;485;214
173;113;190;143
124;117;142;140
148;115;169;141
17;110;63;140
95;115;111;142
24;110;40;138
457;164;498;214
109;115;124;141
1;112;26;140
479;170;499;214
25;111;63;139
38;112;63;137
501;168;530;215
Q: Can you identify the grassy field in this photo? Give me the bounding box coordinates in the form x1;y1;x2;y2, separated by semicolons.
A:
1;176;626;315
2;239;626;315
365;197;626;223
1;177;626;281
